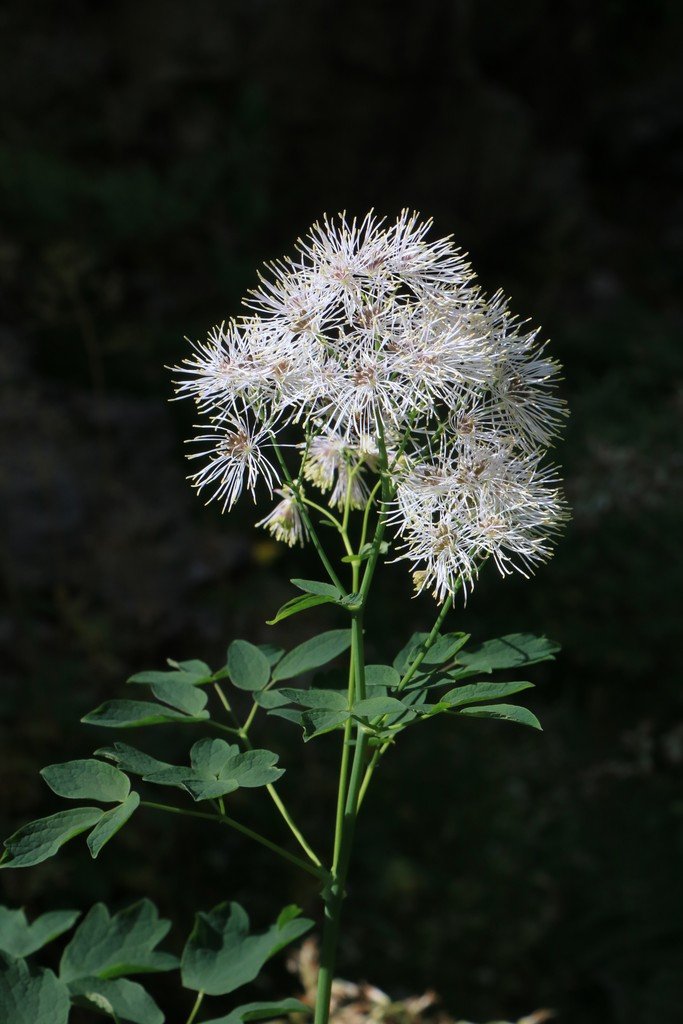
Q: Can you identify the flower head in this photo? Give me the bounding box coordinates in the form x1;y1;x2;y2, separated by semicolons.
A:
174;211;568;601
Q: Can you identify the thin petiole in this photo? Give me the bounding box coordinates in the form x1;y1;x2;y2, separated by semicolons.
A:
141;801;327;880
185;992;204;1024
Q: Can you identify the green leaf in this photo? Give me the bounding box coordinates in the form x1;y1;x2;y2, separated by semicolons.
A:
149;681;208;715
392;632;429;674
95;744;174;778
129;668;207;686
254;690;290;709
202;998;311;1024
177;659;212;676
0;953;70;1024
302;709;350;740
0;908;80;958
277;688;348;710
40;759;130;804
351;696;407;720
365;664;400;690
272;630;352;681
441;680;534;708
266;594;336;625
68;977;164;1024
457;633;559;673
181;902;313;996
1;808;104;868
227;641;271;692
143;740;284;802
421;632;471;666
258;645;284;667
60;901;177;983
457;703;543;730
82;700;209;729
88;793;140;859
290;579;343;600
266;708;304;726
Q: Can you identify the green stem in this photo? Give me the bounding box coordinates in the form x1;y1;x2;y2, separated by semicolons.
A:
141;801;326;880
269;437;346;592
185;991;204;1024
214;683;324;868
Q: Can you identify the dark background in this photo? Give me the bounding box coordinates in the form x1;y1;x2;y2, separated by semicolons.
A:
1;2;682;1023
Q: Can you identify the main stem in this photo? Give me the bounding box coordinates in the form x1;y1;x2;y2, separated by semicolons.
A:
314;610;368;1024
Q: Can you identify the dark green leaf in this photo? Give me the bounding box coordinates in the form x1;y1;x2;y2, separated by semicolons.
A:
392;633;429;674
351;696;407;720
0;908;80;958
457;634;559;673
60;901;177;983
227;641;271;692
254;690;289;710
441;680;534;708
365;665;400;690
266;594;336;625
68;977;163;1024
181;902;313;996
422;632;470;666
82;700;209;729
95;744;173;778
258;645;284;667
457;703;543;730
290;579;343;599
143;740;284;802
278;688;348;711
272;631;352;681
1;808;103;868
129;668;206;687
88;793;140;859
176;659;212;677
266;709;304;726
0;953;70;1024
302;709;350;740
40;759;130;804
202;998;311;1024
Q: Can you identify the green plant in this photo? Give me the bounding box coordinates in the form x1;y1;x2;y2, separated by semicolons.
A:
1;213;567;1024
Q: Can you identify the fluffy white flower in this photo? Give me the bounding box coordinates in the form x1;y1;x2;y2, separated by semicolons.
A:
175;211;568;597
256;486;305;547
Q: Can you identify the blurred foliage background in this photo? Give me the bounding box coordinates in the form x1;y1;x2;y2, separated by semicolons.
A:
1;2;682;1023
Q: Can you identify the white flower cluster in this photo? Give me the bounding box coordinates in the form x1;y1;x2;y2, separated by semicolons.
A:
174;211;567;601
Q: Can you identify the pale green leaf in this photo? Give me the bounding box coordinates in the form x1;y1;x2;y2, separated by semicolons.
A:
227;641;271;692
129;668;207;686
0;953;70;1024
0;908;80;958
149;681;208;715
1;808;103;869
181;902;313;996
88;793;140;859
60;901;177;983
258;645;284;667
40;759;130;804
352;696;407;719
272;631;352;681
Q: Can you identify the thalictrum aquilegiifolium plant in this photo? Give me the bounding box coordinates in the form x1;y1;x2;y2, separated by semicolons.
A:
0;212;568;1024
